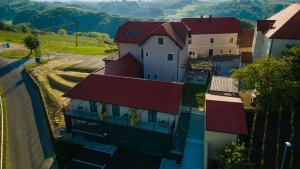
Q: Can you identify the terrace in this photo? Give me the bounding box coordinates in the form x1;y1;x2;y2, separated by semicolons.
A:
65;109;175;134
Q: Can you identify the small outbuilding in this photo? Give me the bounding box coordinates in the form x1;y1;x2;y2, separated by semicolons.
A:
209;75;239;97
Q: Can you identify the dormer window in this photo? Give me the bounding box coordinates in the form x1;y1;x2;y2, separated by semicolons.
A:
125;31;130;37
158;37;164;45
133;31;138;37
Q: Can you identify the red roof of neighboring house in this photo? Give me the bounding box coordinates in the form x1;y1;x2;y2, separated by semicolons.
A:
256;20;276;32
181;17;242;34
241;52;253;64
205;94;247;134
95;53;142;77
64;74;184;114
114;21;189;48
260;3;300;39
239;29;254;47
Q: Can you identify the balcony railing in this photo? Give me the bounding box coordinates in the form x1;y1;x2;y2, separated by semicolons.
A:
65;109;174;134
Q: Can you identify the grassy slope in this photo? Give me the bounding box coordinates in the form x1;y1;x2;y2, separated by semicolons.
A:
0;87;7;169
0;31;116;57
25;59;92;132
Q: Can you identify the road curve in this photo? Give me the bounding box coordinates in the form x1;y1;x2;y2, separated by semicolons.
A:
0;57;56;169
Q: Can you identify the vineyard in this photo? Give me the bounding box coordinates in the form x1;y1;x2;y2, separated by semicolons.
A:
241;108;300;169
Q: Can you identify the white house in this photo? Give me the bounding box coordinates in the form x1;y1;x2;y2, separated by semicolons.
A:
181;17;242;58
252;3;300;59
114;21;190;82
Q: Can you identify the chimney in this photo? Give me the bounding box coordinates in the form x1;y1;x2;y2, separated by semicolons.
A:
200;15;203;18
209;15;212;18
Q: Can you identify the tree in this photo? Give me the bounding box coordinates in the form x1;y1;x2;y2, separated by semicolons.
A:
58;28;67;36
232;57;297;168
217;142;253;169
23;33;40;57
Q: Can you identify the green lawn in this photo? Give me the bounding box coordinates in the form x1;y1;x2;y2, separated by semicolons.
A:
0;30;116;56
0;49;32;59
182;83;208;108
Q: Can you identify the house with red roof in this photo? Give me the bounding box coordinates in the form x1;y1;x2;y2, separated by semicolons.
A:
63;53;185;155
252;3;300;59
114;21;190;82
205;94;247;160
181;16;242;58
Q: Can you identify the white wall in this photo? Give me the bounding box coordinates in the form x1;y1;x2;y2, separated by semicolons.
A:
205;130;237;160
189;33;239;57
142;35;188;82
118;43;142;63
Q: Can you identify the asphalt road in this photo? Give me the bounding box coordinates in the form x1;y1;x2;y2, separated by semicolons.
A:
0;57;57;169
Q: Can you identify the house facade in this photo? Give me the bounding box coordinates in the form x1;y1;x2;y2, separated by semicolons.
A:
115;21;190;82
181;17;242;58
63;73;184;155
252;3;300;59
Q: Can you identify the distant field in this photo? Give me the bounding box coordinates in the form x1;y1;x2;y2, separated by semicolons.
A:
0;31;116;56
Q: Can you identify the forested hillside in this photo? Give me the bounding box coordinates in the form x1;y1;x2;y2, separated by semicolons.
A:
0;0;299;37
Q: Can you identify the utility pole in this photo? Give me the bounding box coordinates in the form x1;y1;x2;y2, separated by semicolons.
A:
75;19;79;47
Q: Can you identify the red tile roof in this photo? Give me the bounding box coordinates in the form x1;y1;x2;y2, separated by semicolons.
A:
261;3;300;39
114;21;189;48
95;53;142;77
239;29;254;48
256;20;276;32
64;74;184;114
205;94;247;134
181;17;242;34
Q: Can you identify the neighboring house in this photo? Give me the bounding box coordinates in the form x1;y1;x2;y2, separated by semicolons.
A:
252;3;300;59
209;76;239;97
63;54;184;155
239;29;254;54
114;21;190;82
205;94;247;160
181;16;242;58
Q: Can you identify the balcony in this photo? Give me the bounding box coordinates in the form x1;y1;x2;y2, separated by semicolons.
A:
64;110;174;134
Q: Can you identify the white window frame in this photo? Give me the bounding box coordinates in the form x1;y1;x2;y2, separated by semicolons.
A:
167;53;174;62
157;37;164;46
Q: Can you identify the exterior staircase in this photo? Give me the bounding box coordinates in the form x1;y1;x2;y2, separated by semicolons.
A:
181;111;205;169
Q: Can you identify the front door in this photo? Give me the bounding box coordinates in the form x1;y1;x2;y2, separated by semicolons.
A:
209;49;213;56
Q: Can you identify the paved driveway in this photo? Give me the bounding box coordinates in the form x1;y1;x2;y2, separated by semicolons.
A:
0;57;57;169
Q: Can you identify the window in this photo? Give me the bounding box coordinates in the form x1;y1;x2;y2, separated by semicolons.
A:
133;31;138;37
148;111;157;122
229;49;232;53
188;38;192;44
158;37;164;45
147;73;151;79
167;53;174;61
145;51;149;57
189;51;195;56
220;50;223;54
124;31;130;37
154;74;157;79
210;38;214;43
229;38;233;43
89;101;97;112
112;105;120;117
